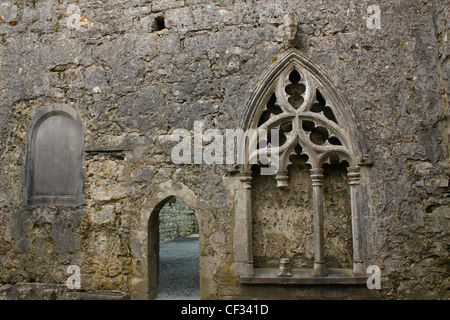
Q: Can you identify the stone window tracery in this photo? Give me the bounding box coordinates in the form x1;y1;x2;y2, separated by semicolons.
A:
233;47;372;284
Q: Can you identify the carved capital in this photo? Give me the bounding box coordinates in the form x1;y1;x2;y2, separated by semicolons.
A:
347;166;361;185
310;168;324;187
239;171;253;189
275;170;289;188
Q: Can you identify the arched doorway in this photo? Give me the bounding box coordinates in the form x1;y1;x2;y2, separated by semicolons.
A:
148;196;199;300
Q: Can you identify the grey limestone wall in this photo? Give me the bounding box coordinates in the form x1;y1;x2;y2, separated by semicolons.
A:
159;198;198;243
0;0;448;299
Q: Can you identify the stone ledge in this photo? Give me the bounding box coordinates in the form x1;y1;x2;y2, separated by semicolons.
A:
78;291;130;300
0;283;130;300
240;268;367;285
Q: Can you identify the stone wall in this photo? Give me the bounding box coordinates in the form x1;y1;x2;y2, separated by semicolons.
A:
252;157;353;270
159;198;198;243
0;0;448;300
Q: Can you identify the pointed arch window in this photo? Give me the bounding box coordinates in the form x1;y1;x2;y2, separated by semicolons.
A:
233;49;372;284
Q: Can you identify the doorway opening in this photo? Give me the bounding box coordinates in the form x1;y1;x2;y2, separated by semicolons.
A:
148;197;200;300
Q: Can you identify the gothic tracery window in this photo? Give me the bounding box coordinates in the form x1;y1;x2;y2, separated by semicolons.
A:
234;48;371;283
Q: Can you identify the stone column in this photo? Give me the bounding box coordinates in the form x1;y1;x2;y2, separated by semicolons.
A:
348;166;364;275
310;168;328;277
234;170;254;277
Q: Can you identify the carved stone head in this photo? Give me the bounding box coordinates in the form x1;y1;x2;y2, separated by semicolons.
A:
283;11;299;48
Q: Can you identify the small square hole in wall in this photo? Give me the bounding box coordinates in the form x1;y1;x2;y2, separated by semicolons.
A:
153;16;165;31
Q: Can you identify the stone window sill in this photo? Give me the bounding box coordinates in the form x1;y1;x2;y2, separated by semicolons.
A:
240;268;367;285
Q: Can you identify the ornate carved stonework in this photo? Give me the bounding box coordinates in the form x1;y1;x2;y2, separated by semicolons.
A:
240;48;369;179
234;45;370;281
283;11;299;48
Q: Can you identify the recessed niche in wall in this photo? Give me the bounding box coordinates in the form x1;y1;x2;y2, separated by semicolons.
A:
23;104;84;206
153;16;165;32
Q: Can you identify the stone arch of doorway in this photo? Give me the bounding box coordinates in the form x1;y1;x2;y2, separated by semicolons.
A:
129;180;201;300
